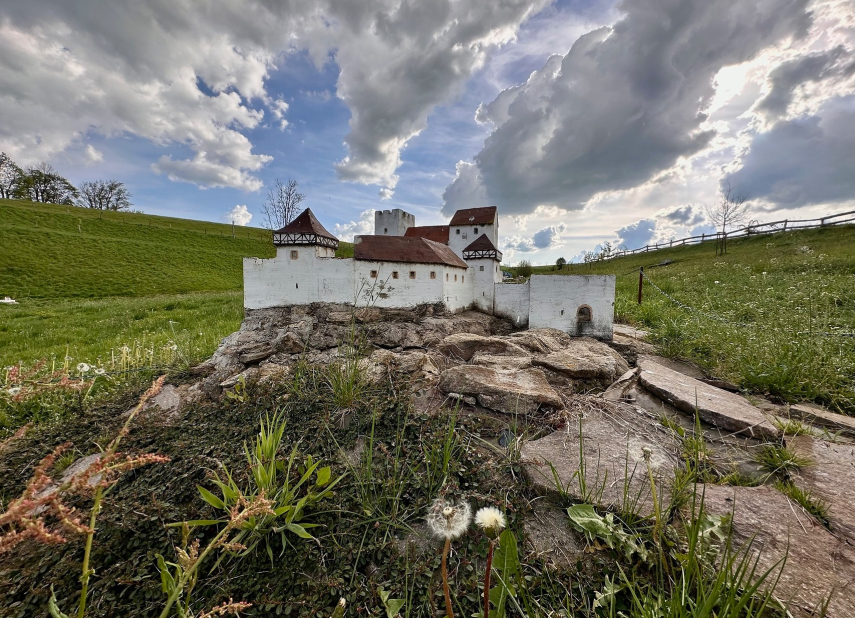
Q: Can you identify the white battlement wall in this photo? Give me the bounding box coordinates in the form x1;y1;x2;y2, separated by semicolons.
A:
374;209;415;236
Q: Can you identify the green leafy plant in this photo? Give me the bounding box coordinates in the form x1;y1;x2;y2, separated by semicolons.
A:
378;587;406;618
566;504;649;562
196;411;345;560
484;529;520;618
753;443;812;478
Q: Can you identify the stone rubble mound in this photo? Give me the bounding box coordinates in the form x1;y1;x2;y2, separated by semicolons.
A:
186;308;855;616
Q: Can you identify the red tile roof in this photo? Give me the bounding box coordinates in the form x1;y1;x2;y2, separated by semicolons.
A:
449;206;497;226
274;208;338;241
404;225;450;244
354;235;468;268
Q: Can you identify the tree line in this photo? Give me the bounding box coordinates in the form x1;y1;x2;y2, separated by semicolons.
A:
0;152;132;212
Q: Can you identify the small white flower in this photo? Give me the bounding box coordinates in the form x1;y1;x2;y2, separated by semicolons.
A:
7;387;21;396
426;498;472;540
474;507;506;538
94;368;106;375
714;280;720;284
761;272;767;275
77;363;91;373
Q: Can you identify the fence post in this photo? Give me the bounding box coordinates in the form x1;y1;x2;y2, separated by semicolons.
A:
701;233;705;242
783;220;787;230
638;267;643;305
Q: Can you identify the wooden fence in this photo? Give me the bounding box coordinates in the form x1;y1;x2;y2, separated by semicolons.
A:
603;209;855;260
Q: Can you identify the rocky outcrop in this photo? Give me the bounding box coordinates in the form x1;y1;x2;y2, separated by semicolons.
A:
531;338;630;382
521;402;679;517
700;484;855;617
638;358;780;440
438;365;562;414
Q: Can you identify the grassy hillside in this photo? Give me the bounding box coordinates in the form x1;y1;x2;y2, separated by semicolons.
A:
530;225;855;413
0;199;352;368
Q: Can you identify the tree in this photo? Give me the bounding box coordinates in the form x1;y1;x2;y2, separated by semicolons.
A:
0;152;23;199
555;257;567;271
14;162;78;205
262;178;304;229
517;260;533;278
705;180;749;256
78;180;132;215
597;241;614;261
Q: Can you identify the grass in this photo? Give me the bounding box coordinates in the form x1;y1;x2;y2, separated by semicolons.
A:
753;443;812;477
526;224;855;414
0;199;352;369
774;480;830;526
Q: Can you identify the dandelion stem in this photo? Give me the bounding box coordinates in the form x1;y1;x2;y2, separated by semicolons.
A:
441;537;454;618
483;539;495;618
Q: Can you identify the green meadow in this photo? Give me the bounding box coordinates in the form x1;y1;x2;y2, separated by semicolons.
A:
0;199;352;369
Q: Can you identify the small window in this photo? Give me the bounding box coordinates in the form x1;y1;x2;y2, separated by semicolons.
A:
456;228;460;235
479;265;484;271
409;271;416;279
370;270;378;278
392;271;399;279
430;271;436;279
290;250;299;260
454;274;457;282
577;305;593;322
474;227;478;234
462;275;464;282
446;273;449;281
384;228;388;234
296;283;299;289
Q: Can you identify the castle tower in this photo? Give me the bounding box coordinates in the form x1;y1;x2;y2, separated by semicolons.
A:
375;208;415;236
273;208;339;258
448;206;498;258
463;234;502;313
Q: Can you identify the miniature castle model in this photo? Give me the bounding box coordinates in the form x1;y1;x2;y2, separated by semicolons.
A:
244;206;615;338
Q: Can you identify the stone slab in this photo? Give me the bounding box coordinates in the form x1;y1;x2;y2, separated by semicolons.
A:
523;501;585;569
435;333;528;361
789;404;855;438
532;337;630;382
700;484;855;617
790;436;855;544
638;358;780;440
521;405;679;517
438;365;562;414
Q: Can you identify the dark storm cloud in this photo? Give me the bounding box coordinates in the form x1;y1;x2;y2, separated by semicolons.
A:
660;204;704;226
443;0;812;217
726;96;855;209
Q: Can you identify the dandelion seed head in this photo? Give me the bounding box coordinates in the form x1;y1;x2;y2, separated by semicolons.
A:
427;498;471;540
7;387;21;396
76;363;91;373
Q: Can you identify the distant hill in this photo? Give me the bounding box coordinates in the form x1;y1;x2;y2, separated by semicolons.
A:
0;199;353;299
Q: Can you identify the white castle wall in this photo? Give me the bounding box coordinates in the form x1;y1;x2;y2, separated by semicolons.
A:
244;248;616;339
354;261;448;308
528;275;615;339
375;209;415;236
494;281;530;327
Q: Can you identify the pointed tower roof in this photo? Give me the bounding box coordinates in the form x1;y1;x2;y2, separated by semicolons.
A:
273;208;339;249
462;233;503;261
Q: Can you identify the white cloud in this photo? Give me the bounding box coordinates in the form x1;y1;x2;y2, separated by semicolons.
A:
0;0;547;194
333;208;375;241
227;204;253;226
378;187;394;200
84;144;103;164
531;223;566;249
615;218;657;250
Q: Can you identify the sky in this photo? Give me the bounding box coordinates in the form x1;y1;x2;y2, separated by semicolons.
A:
1;0;853;264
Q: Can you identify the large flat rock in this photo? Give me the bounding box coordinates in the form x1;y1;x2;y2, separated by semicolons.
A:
790;436;855;544
532;337;630;382
505;329;576;354
438;365;562;414
700;484;855;617
521;404;679;517
638;358;780;440
523;501;586;569
435;333;528;361
790;403;855;438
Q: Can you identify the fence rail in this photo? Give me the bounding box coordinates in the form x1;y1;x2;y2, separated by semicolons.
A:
603;209;855;260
